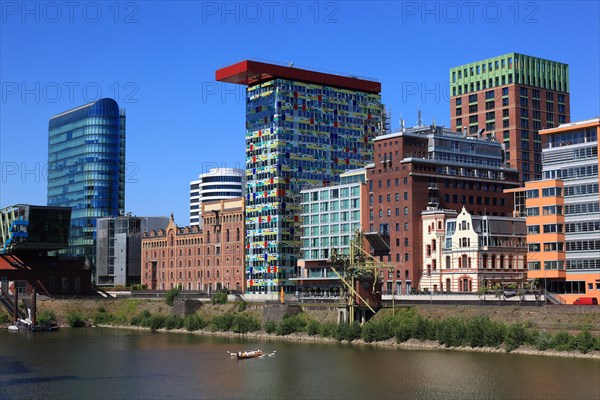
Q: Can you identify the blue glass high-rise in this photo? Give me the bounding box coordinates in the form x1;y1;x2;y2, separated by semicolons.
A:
47;98;125;269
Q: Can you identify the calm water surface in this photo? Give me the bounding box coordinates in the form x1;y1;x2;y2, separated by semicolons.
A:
1;328;599;400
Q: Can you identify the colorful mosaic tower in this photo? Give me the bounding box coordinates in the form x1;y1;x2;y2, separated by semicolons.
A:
217;61;383;293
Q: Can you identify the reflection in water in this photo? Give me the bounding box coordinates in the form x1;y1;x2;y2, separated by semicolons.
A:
1;328;598;400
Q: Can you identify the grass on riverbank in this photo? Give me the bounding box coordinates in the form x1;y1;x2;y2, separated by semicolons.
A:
84;306;600;355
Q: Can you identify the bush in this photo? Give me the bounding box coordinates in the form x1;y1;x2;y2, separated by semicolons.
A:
306;320;320;336
164;314;184;330
131;310;153;326
231;314;261;334
93;308;114;325
336;321;362;342
572;330;595;354
535;332;554;351
318;322;337;338
362;320;393;343
0;311;11;323
66;311;86;328
264;320;277;334
148;315;167;332
276;315;306;335
437;317;466;348
552;331;575;352
237;302;247;312
165;287;181;306
504;323;528;352
212;314;235;332
184;314;207;331
211;290;228;305
37;310;57;325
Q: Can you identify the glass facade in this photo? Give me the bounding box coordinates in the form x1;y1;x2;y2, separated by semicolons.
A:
245;79;382;293
300;172;364;262
47;98;125;268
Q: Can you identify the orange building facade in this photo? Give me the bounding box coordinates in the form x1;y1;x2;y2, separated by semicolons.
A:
508;118;599;303
141;198;245;293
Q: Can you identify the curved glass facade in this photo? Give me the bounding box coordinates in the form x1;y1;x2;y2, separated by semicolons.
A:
48;98;125;268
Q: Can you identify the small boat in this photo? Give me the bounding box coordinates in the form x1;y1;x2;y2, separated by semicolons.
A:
235;349;263;359
31;323;60;332
8;325;19;332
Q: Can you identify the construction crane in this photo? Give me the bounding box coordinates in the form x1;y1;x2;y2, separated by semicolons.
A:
328;230;395;323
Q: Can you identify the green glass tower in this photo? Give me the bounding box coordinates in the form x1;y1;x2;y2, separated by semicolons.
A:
450;52;570;182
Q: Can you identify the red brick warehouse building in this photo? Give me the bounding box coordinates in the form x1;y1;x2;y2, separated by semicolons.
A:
141;199;245;293
367;124;519;295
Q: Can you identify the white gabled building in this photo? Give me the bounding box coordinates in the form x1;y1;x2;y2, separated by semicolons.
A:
421;207;528;293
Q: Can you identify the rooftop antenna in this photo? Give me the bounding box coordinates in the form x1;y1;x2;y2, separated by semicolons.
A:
417;109;423;127
288;61;294;68
432;118;436;128
400;112;405;132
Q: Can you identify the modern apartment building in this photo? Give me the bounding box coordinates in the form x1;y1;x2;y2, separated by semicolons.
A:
450;52;570;182
141;198;245;293
367;124;519;295
420;207;527;293
47;98;126;270
0;204;92;295
217;60;383;293
96;215;169;287
508;118;599;303
189;167;244;226
294;169;369;297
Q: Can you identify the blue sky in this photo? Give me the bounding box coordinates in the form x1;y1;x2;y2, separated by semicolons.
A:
1;1;599;225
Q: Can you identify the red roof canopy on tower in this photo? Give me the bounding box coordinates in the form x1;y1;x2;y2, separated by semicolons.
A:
216;60;381;94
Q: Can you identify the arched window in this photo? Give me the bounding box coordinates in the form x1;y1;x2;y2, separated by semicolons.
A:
226;229;230;242
216;270;220;278
207;231;210;244
236;228;240;241
207;259;210;267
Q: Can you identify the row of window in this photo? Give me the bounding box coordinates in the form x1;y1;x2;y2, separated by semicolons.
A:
527;224;564;234
526;187;562;199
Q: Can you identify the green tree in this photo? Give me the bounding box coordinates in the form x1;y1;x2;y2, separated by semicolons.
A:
165;286;181;306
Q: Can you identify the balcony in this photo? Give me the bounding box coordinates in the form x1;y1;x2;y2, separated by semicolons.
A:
428;197;439;206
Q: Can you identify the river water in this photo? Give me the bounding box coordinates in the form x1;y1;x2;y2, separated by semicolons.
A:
1;328;599;400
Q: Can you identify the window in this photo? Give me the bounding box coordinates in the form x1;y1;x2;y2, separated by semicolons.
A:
526;207;540;216
542;187;562;197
